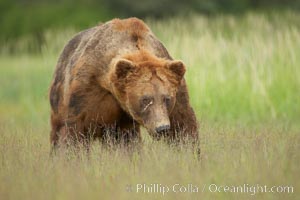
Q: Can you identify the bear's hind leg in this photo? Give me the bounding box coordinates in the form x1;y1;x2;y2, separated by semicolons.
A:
50;117;90;154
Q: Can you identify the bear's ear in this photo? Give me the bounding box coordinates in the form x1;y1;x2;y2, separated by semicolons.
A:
167;60;186;81
115;59;136;79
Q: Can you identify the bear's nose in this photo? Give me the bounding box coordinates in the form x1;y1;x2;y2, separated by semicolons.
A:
155;125;170;134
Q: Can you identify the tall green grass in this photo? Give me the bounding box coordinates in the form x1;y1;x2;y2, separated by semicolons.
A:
0;12;299;199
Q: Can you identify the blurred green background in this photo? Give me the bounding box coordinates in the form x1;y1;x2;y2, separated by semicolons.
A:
1;0;300;53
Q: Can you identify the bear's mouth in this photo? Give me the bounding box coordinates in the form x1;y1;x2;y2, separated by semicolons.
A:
146;127;170;140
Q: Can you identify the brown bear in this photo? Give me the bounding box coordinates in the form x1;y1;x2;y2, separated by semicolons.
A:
49;18;199;152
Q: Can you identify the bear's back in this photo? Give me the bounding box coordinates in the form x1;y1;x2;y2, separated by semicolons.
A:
53;18;173;89
54;18;172;95
82;18;172;70
53;27;98;84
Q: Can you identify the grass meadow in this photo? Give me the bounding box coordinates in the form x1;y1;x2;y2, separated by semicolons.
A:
0;12;299;199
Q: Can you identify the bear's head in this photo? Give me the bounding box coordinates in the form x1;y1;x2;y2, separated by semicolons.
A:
110;56;185;137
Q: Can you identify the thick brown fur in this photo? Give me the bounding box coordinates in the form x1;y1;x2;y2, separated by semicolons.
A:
49;18;199;152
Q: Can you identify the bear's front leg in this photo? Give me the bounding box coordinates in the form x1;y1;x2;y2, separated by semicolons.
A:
116;114;141;149
99;112;141;152
168;80;200;156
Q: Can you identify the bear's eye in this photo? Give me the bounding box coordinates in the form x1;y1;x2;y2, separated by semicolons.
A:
164;96;171;107
141;96;153;111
